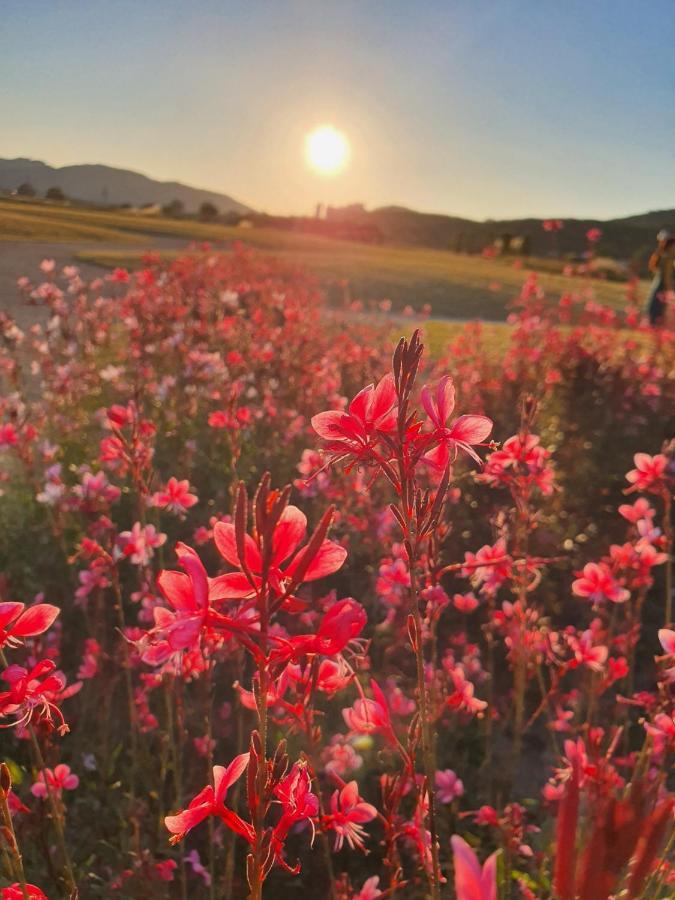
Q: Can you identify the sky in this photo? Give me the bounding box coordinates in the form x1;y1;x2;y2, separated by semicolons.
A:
2;0;674;220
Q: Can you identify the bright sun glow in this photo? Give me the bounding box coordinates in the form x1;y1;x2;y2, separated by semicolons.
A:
305;125;350;174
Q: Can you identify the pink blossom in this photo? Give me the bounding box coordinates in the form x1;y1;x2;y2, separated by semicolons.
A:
327;780;378;851
342;680;396;744
451;834;497;900
152;477;198;514
625;453;668;493
435;769;464;803
31;764;79;798
354;876;382;900
311;374;398;463
572;562;629;604
421;375;493;469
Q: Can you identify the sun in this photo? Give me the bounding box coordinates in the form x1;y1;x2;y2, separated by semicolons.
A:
305;125;350;175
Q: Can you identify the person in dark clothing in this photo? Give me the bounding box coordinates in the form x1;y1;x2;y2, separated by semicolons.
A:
646;230;675;326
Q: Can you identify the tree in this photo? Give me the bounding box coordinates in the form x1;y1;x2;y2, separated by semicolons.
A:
16;182;35;197
199;201;219;222
162;199;185;218
46;186;66;202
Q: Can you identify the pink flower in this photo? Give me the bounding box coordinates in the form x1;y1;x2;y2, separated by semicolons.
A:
659;628;675;655
618;498;654;523
321;736;363;777
435;769;464;804
165;754;252;844
658;629;675;681
184;849;211;887
144;543;252;664
273;761;320;842
327;780;378;851
453;593;479;613
0;424;18;448
273;598;366;663
31;764;79;799
0;659;71;734
0;601;59;649
213;504;347;600
117;523;167;565
586;228;602;243
451;835;497;900
572;562;629;604
354;876;382;900
152;477;198;514
644;713;675;743
569;630;608;672
421;375;493;469
342;680;396;744
625;453;668;493
446;666;487;717
311;374;398;462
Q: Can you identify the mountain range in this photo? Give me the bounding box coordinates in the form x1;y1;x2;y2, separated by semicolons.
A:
0;158;251;214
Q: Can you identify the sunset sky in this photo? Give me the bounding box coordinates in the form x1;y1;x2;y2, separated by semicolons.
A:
2;0;674;220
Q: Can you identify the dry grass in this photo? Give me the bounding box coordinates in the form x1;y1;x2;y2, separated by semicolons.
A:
3;197;647;320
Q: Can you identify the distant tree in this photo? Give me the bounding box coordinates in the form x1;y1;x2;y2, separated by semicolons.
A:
162;199;185;218
46;186;66;202
199;201;219;222
16;182;36;197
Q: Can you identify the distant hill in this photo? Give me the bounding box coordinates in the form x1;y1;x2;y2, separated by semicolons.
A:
0;158;252;215
326;204;675;262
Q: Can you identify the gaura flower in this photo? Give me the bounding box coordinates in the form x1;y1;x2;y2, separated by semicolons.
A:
0;601;59;649
31;764;79;799
421;376;493;469
326;780;378;851
165;754;252;845
450;834;497;900
213;505;347;601
311;374;397;463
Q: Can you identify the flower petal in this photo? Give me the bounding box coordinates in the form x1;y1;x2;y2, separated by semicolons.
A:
213;523;262;572
12;604;60;637
448;415;493;445
272;506;307;566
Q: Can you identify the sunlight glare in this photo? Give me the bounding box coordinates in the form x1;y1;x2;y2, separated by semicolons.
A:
305;125;350;175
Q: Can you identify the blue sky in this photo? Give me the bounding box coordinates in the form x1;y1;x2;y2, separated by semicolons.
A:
2;0;674;219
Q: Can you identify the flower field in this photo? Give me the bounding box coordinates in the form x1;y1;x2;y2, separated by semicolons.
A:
0;246;673;899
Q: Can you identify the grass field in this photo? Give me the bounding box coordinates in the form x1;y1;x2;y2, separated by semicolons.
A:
2;197;645;320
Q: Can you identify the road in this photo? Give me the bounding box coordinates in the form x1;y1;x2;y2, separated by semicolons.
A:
0;238;187;329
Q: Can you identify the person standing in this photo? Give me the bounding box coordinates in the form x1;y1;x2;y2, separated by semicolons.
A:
646;230;675;325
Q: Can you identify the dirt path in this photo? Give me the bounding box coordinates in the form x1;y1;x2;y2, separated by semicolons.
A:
0;237;188;328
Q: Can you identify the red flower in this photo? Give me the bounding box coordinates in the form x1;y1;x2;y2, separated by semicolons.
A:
273;761;319;842
342;680;396;745
145;543;253;664
572;562;629;604
272;598;367;663
311;374;397;463
625;453;668;493
31;764;79;799
450;835;497;900
165;754;252;844
0;601;59;649
421;376;492;469
213;505;346;600
1;885;47;900
0;659;70;734
152;477;198;514
327;780;378;851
